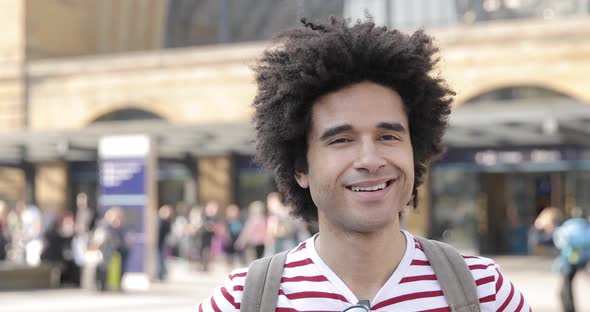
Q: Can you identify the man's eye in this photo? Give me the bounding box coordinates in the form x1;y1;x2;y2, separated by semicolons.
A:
329;138;350;145
381;135;399;141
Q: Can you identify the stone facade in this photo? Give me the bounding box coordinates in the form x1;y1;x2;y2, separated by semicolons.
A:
22;17;590;133
26;44;260;130
0;0;25;129
434;17;590;106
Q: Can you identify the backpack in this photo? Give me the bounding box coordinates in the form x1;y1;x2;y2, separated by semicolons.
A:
241;236;480;312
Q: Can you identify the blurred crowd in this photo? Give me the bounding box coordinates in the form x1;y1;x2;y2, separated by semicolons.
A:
0;193;101;288
157;192;316;278
0;191;315;290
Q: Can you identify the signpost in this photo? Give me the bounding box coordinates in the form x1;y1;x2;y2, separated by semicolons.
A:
98;135;157;290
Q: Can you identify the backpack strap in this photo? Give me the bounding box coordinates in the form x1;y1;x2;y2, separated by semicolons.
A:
240;250;289;312
415;236;481;312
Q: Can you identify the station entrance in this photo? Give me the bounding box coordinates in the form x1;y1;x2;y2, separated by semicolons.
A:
430;149;590;255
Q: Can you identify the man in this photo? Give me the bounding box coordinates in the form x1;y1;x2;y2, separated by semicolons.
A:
92;207;127;291
199;201;220;272
157;205;174;280
553;208;590;312
0;201;8;260
199;16;530;311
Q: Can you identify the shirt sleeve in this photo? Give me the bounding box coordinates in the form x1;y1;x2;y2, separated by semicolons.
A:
493;266;532;312
197;269;247;312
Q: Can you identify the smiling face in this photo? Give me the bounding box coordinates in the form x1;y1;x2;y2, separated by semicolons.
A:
295;81;414;234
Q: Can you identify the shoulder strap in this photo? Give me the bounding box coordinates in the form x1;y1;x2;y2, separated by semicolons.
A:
415;236;481;312
240;250;289;312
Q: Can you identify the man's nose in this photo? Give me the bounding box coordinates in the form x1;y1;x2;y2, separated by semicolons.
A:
353;140;386;173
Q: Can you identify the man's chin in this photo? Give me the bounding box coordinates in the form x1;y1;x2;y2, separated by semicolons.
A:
345;219;399;234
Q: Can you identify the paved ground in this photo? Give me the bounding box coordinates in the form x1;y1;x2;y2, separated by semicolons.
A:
493;256;590;312
0;256;588;312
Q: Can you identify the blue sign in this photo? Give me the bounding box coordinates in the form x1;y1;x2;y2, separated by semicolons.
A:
99;158;147;273
98;135;155;286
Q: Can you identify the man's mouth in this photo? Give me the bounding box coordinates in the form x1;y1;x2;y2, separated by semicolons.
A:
346;179;395;192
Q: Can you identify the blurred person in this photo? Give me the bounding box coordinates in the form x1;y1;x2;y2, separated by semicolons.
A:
199;16;530;311
187;204;204;262
222;204;245;269
91;207;127;291
553;207;590;312
59;213;80;286
169;202;191;259
40;215;64;262
71;193;96;289
157;205;173;280
198;201;219;272
507;204;527;254
235;201;267;261
20;201;44;266
212;217;227;260
6;202;25;263
0;200;8;260
529;206;564;254
266;192;297;253
41;213;79;286
75;193;96;235
177;202;194;259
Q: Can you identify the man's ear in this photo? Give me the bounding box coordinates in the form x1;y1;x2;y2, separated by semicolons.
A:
294;171;309;189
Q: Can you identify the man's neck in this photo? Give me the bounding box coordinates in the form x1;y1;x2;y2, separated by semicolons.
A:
314;224;407;301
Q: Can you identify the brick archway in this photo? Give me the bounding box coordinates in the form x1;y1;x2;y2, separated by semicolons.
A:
452;80;588;108
454;84;580;107
88;107;166;124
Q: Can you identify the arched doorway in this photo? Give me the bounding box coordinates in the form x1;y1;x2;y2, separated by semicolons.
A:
69;108;197;217
430;86;590;255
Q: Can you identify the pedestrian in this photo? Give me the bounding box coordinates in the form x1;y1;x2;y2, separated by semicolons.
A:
198;201;219;272
187;204;204;263
91;207;127;291
235;201;267;261
41;213;79;286
20;202;43;266
553;208;590;312
0;201;9;260
199;16;530;311
175;202;193;260
157;205;173;280
6;202;25;263
74;193;96;235
223;203;245;269
528;206;563;254
72;193;96;289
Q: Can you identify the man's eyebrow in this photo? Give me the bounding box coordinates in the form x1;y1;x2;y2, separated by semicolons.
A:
377;122;406;133
319;124;353;141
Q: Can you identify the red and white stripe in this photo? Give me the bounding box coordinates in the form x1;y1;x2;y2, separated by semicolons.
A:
198;231;531;312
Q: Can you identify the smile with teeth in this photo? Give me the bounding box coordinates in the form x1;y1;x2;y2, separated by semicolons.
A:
348;180;392;192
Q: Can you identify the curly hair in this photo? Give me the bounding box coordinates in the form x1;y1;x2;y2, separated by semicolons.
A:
252;16;454;223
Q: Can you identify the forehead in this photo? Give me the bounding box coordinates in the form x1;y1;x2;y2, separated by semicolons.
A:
310;82;408;132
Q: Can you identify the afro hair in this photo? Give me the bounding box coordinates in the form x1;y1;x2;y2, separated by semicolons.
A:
252;16;454;222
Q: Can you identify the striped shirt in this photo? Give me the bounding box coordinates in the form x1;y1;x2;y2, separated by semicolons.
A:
198;230;531;311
